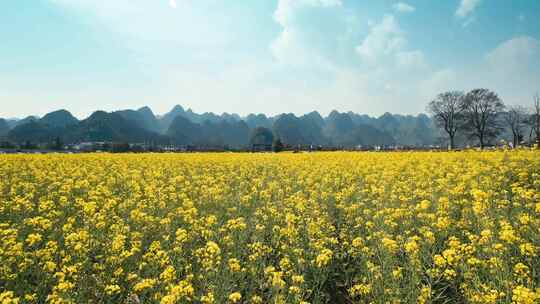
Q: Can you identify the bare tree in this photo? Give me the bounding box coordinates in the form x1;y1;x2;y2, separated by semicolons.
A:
504;105;528;148
427;91;464;150
462;89;505;149
530;93;540;148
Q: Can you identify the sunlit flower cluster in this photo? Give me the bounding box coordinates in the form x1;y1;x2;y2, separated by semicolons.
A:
0;151;539;303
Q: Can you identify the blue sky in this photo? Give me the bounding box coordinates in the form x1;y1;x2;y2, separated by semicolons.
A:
1;0;540;118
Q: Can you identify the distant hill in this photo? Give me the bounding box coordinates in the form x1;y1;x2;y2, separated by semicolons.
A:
40;109;79;128
166;115;202;145
0;118;9;137
273;114;308;146
160;105;243;132
324;111;396;146
63;111;159;143
7;121;62;143
115;107;160;133
3;105;444;148
6;110;77;143
300;112;326;145
137;106;161;132
167;116;250;147
160;105;187;132
348;112;437;146
245;114;272;129
202;120;249;147
325;111;356;139
10;116;39;129
343;124;396;147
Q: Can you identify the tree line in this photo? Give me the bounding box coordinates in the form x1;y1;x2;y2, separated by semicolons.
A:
427;89;540;149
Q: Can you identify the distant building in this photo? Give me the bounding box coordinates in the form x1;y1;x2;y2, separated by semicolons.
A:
72;142;106;152
251;143;272;152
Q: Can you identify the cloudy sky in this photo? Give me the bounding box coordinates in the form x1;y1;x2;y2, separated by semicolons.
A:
1;0;539;119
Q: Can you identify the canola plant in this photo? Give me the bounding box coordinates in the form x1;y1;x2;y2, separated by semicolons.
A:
0;151;539;303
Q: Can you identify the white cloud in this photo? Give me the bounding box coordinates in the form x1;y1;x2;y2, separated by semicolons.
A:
269;3;440;115
420;36;540;107
271;0;345;68
269;1;435;114
270;28;316;66
419;68;459;100
393;2;415;14
274;0;342;26
455;0;481;19
484;36;540;105
44;0;538;117
49;0;231;47
485;36;540;74
396;50;427;70
355;15;406;64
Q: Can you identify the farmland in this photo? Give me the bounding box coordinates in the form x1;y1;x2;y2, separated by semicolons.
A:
1;151;539;303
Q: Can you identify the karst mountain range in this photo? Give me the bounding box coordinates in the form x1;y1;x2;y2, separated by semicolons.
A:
0;106;440;148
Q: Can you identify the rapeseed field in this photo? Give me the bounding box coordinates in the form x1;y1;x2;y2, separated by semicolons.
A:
1;151;539;303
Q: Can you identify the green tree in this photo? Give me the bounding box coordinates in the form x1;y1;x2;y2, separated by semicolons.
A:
427;91;465;150
249;127;273;151
462;89;505;149
503;105;528;148
529;93;540;148
53;136;63;150
272;137;284;152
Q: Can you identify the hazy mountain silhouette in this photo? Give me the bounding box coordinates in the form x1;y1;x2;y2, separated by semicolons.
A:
160;105;186;132
40;109;79;128
64;111;159;143
166;115;250;147
245;114;272;129
166;115;202;145
2;105;440;148
0;118;9;137
298;113;325;145
6;111;76;143
115;107;161;133
203;119;249;147
10;116;39;129
273;114;308;146
7;120;62;143
324;111;396;146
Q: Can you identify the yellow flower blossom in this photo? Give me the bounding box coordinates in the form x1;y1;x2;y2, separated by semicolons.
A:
0;151;539;303
228;292;242;303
